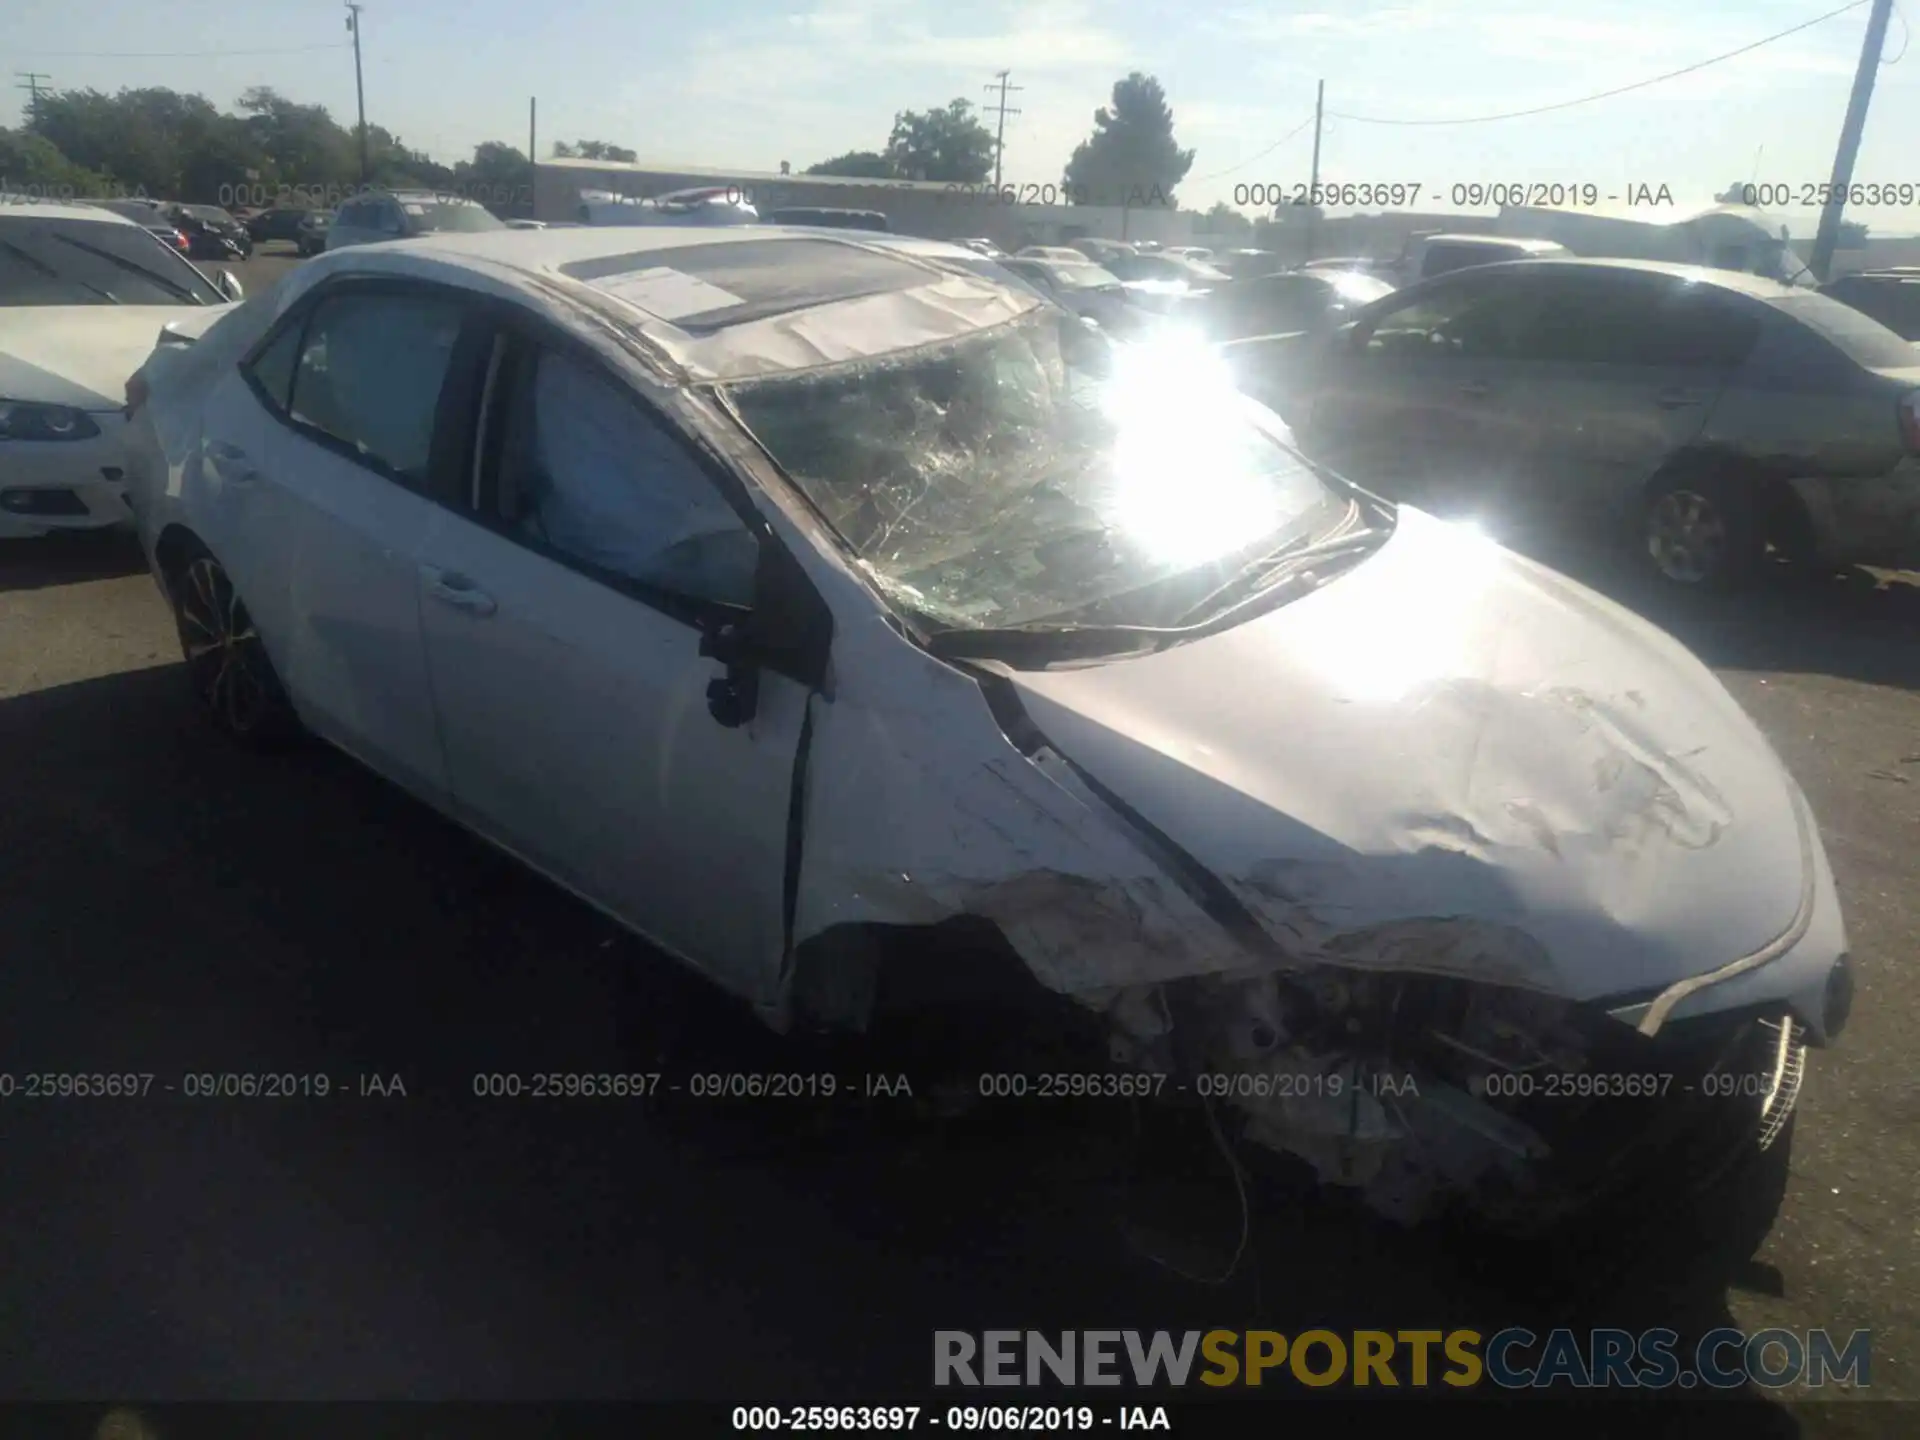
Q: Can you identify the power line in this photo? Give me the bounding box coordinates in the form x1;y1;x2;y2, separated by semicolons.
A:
1328;0;1870;126
11;44;352;59
15;71;52;110
1186;112;1316;184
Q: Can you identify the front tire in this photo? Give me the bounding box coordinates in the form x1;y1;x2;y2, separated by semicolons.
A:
1643;470;1766;589
167;546;300;748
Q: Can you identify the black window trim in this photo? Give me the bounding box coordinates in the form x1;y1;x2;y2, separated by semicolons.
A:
1349;268;1528;354
237;274;486;506
1525;269;1762;371
234;272;834;648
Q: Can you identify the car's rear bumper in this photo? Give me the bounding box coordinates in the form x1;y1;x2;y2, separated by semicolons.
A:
1788;460;1920;568
0;416;136;538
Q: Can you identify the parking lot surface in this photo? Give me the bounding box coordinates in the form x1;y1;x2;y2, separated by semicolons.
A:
1;401;1916;1426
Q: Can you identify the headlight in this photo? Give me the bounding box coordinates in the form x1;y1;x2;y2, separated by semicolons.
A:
0;400;102;442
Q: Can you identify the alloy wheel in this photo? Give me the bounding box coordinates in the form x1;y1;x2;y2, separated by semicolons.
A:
1646;488;1729;585
176;556;274;734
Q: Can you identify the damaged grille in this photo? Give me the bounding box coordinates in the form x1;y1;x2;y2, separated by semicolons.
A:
1102;966;1811;1236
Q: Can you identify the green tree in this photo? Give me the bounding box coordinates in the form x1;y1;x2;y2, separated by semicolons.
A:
805;149;896;179
1063;73;1194;208
0;128;111;198
236;86;356;194
31;87;275;201
1200;201;1253;239
1838;219;1869;249
553;139;637;163
884;100;994;183
452;141;535;215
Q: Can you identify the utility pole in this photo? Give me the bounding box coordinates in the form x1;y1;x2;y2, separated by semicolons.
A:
528;97;537;218
14;72;51;122
1303;79;1324;265
1810;0;1895;282
345;3;369;186
984;71;1023;190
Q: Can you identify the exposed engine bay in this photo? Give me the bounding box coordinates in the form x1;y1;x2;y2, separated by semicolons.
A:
1099;966;1807;1231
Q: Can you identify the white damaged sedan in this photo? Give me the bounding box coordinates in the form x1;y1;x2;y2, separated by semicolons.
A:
123;225;1851;1235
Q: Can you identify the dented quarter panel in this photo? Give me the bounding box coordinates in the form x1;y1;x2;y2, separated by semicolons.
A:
786;613;1255;998
1000;509;1826;1003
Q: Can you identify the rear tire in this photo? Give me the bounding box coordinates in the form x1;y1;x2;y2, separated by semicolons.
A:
166;544;301;749
1642;469;1766;589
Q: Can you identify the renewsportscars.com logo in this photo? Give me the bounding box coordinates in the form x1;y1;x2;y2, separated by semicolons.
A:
934;1329;1871;1390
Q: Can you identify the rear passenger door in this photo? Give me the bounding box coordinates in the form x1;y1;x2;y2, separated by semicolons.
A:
245;281;477;799
1501;270;1754;530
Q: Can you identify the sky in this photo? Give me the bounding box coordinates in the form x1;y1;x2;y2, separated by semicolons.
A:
5;0;1919;234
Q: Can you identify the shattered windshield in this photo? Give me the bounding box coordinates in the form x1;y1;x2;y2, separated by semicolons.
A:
725;312;1346;630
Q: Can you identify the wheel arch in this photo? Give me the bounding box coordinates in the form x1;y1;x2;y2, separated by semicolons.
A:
1642;447;1816;557
152;522;211;601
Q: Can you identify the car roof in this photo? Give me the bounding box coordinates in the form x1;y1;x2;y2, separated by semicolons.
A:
1409;255;1803;299
282;224;1041;385
0;199;145;227
363;189;482;204
1423;234;1564;251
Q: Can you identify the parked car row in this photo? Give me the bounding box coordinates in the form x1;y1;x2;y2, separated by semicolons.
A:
1259;256;1920;586
85;198;253;261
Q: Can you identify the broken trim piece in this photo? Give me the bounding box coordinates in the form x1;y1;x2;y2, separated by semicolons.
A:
1635;783;1818;1037
779;691;818;971
977;673;1282;964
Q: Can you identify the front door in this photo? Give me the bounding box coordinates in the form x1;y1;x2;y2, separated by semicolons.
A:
416;331;806;1005
1302;271;1540;519
1492;270;1745;536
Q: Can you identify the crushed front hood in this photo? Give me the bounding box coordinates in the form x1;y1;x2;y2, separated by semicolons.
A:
1005;510;1810;1002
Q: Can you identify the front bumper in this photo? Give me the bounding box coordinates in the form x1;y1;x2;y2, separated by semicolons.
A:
1787;459;1920;569
0;413;135;538
1603;779;1852;1047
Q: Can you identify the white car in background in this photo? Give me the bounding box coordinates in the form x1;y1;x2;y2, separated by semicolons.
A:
123;224;1847;1240
0;201;238;537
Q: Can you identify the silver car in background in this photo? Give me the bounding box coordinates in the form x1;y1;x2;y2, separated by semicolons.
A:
1296;258;1920;585
326;190;506;250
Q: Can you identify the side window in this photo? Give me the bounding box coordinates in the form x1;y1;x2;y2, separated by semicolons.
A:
1640;286;1761;368
1520;275;1654;365
1361;280;1535;360
492;345;757;608
287;290;465;483
244;319;305;412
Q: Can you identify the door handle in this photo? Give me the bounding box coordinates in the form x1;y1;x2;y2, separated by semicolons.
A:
1459;380;1491;399
423;570;497;617
1654;389;1702;409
